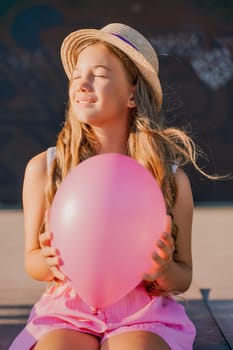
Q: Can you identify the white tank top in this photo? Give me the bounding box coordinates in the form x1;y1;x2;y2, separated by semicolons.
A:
46;147;178;174
46;147;56;174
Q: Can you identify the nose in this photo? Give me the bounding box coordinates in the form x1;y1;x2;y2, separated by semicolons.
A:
77;77;92;92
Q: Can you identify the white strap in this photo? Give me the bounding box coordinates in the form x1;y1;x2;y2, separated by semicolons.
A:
46;147;56;174
171;163;178;174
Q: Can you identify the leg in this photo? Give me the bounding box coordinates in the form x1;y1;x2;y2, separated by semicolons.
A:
33;329;100;350
101;330;171;350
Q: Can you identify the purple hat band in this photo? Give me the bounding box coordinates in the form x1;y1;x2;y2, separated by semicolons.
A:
110;33;139;51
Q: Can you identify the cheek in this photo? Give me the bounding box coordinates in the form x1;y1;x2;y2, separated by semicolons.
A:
69;80;79;97
103;80;125;100
68;92;73;105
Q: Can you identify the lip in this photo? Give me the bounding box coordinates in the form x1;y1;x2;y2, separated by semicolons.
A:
76;94;97;104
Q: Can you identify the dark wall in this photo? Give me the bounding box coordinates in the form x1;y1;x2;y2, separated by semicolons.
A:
0;0;233;207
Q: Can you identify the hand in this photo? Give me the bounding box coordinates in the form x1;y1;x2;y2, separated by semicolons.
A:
143;215;175;282
39;211;66;282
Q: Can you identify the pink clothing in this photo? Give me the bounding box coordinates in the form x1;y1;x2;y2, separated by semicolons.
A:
9;281;196;349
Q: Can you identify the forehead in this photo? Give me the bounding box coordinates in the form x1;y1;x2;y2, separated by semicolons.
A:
75;43;120;67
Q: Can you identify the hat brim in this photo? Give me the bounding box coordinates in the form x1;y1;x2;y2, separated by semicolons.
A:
61;29;162;110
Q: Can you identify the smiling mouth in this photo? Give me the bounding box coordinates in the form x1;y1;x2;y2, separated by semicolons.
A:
78;99;96;104
76;95;97;104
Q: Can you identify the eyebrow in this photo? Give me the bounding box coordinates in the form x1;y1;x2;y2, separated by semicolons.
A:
93;64;112;71
73;65;112;73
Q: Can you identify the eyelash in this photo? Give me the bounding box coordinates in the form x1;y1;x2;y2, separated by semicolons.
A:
73;74;107;80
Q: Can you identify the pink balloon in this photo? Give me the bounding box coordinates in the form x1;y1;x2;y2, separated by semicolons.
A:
49;153;166;308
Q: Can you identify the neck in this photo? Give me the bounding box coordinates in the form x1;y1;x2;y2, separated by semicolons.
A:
92;124;129;155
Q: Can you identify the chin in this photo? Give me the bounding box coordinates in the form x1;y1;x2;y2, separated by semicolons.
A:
76;114;109;127
76;115;101;127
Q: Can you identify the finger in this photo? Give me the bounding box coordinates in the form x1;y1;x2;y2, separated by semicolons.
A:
152;251;167;267
143;262;162;281
50;266;66;281
156;240;173;259
165;214;172;234
39;232;53;248
142;253;167;282
42;246;57;258
39;231;52;242
161;232;175;250
46;256;60;267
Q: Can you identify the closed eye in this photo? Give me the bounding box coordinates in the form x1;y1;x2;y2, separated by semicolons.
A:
94;75;107;78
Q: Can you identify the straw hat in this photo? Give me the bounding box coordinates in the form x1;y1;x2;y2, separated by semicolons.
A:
61;23;162;110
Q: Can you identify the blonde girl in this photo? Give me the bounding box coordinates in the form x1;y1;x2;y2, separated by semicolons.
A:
10;23;198;350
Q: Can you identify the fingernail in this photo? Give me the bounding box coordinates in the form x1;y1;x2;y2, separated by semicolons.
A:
56;248;61;255
59;257;64;266
157;240;163;248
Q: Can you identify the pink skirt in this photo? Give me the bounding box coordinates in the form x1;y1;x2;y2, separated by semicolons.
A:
9;282;196;350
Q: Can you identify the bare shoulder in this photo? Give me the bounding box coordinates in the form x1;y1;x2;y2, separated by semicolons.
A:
24;151;47;178
174;167;193;206
23;151;48;203
174;167;192;188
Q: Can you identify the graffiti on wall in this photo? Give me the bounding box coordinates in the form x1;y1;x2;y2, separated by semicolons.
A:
0;1;233;205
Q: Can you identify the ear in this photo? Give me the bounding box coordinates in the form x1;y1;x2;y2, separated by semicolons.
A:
127;87;136;109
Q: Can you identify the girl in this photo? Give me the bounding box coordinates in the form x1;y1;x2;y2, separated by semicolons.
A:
10;23;198;349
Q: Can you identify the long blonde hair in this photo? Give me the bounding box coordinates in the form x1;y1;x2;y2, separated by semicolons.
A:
46;40;205;200
45;40;215;295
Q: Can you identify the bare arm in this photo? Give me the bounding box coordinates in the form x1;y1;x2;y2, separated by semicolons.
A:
23;151;63;282
144;168;193;293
